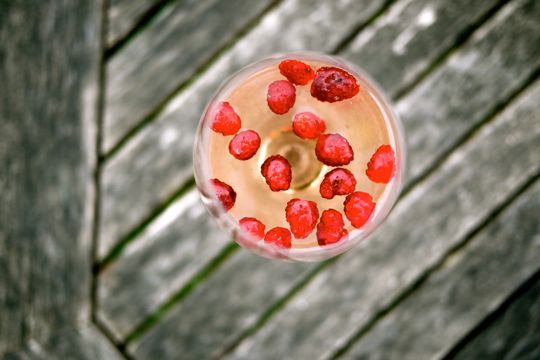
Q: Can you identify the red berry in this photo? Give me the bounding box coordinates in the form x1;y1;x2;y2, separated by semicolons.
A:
311;66;360;103
210;178;236;211
319;168;356;199
264;227;292;249
239;217;266;241
344;191;375;228
211;102;241;135
366;145;396;183
285;199;319;239
315;133;354;166
317;209;348;246
267;80;296;115
279;59;316;85
228;130;261;160
260;155;292;191
292;112;326;140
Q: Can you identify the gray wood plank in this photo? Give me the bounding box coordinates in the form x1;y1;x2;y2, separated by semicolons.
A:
131;12;540;360
0;1;121;358
342;178;540;360
223;56;540;359
107;0;164;46
97;190;230;340
98;0;537;348
98;0;390;259
130;252;316;359
342;0;502;97
450;276;540;360
103;0;274;152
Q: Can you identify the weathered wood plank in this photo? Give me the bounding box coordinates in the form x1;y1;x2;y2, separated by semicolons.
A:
98;0;390;258
103;0;536;351
342;178;540;359
103;0;275;152
224;51;540;360
0;1;121;358
97;190;230;340
107;0;164;47
131;12;540;360
130;252;316;359
342;0;502;97
449;276;540;360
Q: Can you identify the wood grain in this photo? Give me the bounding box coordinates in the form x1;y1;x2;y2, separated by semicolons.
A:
97;190;230;340
107;0;164;46
449;276;540;360
98;0;389;259
343;178;540;359
99;0;539;352
0;1;121;358
103;0;274;152
224;61;540;359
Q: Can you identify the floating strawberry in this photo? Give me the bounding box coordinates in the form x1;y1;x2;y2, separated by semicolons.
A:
211;101;241;135
229;130;261;160
292;111;326;140
319;168;356;199
343;191;375;228
315;133;354;166
317;209;348;246
311;66;360;102
267;80;296;115
261;155;292;191
239;217;266;241
279;59;316;85
366;145;395;183
210;178;236;211
264;227;292;249
285;199;319;239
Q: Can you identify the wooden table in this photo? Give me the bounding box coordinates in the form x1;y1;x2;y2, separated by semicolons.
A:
2;0;539;359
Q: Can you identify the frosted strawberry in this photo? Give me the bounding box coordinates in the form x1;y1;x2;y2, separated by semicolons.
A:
317;209;348;246
285;199;319;239
228;130;261;160
239;217;266;241
264;227;292;249
210;178;236;211
211;102;241;135
261;155;292;191
366;145;396;183
267;80;296;115
279;59;316;85
315;133;354;166
344;191;375;228
311;66;360;102
319;168;356;199
292;112;326;140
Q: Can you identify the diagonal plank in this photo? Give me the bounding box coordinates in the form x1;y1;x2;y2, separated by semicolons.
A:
0;1;121;358
107;0;165;47
128;6;540;360
97;0;523;347
98;0;392;259
223;40;540;360
448;274;540;360
340;177;540;359
97;190;230;340
103;0;276;153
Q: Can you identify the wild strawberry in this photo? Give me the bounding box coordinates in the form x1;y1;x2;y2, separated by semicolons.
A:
315;133;354;166
278;59;316;85
211;101;241;135
319;168;356;199
267;80;296;115
239;217;266;241
285;199;319;239
366;145;396;183
264;227;292;249
317;209;348;246
344;191;375;228
292;112;326;140
210;178;236;211
260;155;292;191
311;66;360;102
228;130;261;160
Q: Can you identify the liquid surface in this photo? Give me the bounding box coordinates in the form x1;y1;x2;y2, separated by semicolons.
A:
205;58;397;249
